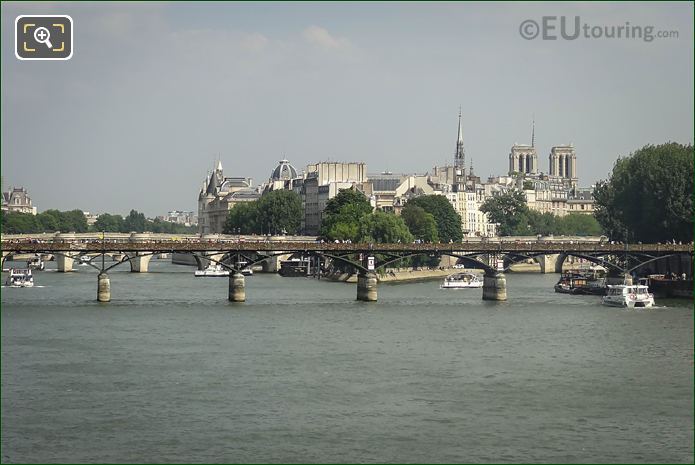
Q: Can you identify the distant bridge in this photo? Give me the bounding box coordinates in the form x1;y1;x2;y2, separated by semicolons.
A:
2;233;691;303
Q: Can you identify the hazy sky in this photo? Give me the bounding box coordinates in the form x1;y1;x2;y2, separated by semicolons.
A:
2;1;692;217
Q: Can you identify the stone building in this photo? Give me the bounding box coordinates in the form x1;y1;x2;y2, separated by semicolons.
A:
197;161;260;234
264;158;302;193
300;162;367;235
548;145;578;187
1;187;37;215
509;144;539;175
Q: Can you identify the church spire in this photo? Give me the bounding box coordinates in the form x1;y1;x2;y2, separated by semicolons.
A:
457;107;463;145
454;107;466;192
455;107;465;168
531;115;535;148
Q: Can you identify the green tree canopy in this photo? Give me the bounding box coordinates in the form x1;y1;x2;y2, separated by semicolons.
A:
555;213;603;236
257;190;302;235
320;189;373;240
224;202;259;235
93;213;124;232
122;209;147;232
0;211;39;234
323;189;372;218
593;142;693;242
480;190;530;236
357;210;414;244
400;204;439;242
224;190;302;235
405;195;462;242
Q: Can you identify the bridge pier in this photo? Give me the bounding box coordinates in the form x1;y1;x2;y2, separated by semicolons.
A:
482;271;507;301
97;273;111;302
128;253;152;273
56;252;79;272
356;270;378;302
537;254;560;274
229;272;246;302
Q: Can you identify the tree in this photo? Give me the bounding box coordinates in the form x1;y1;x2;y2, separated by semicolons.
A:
357;210;413;244
123;209;147;232
405;195;463;242
94;213;124;232
1;211;39;233
323;189;372;218
593;142;693;242
320;189;373;240
480;190;530;236
526;210;556;236
63;209;88;233
224;202;259;234
257;190;302;235
400;204;439;242
555;213;603;236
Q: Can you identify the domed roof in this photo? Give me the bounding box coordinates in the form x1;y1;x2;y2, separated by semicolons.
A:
271;159;298;181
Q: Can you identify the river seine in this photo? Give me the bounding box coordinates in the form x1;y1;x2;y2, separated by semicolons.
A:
2;259;693;463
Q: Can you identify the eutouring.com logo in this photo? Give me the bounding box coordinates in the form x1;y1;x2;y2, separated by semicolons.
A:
519;16;679;42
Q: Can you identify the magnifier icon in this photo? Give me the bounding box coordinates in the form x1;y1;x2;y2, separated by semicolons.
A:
33;27;53;49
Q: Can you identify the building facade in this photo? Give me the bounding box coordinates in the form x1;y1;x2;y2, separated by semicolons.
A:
548;145;578;187
301;162;367;235
2;187;37;215
198;161;260;234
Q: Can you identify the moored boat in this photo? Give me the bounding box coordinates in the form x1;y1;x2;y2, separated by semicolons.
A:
554;266;607;295
194;263;230;277
641;274;693;298
279;258;310;277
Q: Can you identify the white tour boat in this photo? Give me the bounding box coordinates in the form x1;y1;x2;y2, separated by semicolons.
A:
601;284;655;308
440;272;484;289
5;268;34;287
194;263;230;277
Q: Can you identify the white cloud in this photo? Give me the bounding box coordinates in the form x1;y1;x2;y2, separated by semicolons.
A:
301;25;350;50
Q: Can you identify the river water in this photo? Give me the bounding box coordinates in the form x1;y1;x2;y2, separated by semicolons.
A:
1;259;693;463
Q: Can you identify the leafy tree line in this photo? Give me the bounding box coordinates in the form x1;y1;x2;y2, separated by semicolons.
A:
223;190;302;235
318;189;413;243
1;209;196;234
1;209;88;234
93;210;197;234
480;190;603;236
593;142;693;242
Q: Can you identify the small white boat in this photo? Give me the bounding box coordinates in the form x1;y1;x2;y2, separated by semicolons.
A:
235;261;253;276
602;284;655;308
5;268;34;287
27;256;45;271
194;263;230;277
440;272;483;289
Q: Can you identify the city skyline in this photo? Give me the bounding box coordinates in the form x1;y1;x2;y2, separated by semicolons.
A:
1;2;693;217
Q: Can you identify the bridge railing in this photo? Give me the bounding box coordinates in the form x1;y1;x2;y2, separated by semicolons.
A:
1;239;692;254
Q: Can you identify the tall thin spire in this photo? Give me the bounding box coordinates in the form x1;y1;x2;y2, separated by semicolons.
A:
454;107;466;192
531;115;535;148
457;106;463;144
455;107;465;168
